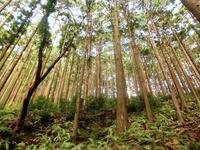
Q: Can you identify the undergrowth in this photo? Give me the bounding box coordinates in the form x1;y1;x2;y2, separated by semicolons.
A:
0;94;199;149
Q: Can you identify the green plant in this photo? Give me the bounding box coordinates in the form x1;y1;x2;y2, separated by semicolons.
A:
28;96;59;124
65;94;82;120
128;95;145;112
0;127;14;150
85;96;105;114
0;106;18;123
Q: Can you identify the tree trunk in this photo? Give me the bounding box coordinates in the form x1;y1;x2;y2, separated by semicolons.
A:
168;22;200;82
64;53;76;100
16;80;40;131
0;27;37;92
8;62;35;106
83;11;92;108
147;23;184;123
72;50;86;143
112;0;128;133
0;38;20;73
122;1;153;122
0;5;18;28
181;0;200;22
0;0;12;13
164;34;200;107
95;36;102;97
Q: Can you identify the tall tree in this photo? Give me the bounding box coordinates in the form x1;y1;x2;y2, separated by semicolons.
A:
15;0;84;131
112;0;128;133
121;0;153;122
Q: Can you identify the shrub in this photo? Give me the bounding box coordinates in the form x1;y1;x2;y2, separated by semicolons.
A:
128;96;145;112
85;96;116;114
157;94;171;102
128;94;161;113
148;94;161;109
86;96;105;114
65;94;83;120
28;96;58;124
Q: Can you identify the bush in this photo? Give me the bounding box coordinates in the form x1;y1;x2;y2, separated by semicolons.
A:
104;98;116;111
86;96;106;114
29;96;59;124
128;96;145;113
85;96;116;114
156;94;171;102
128;94;161;113
65;95;79;120
148;94;161;109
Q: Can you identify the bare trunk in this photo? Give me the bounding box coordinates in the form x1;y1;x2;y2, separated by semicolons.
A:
113;0;128;133
95;36;102;97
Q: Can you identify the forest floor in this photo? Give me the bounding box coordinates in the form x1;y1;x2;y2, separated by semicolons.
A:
0;96;200;149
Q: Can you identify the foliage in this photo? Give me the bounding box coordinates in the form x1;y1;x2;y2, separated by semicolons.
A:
65;94;82;120
28;96;59;124
128;93;162;113
85;95;116;114
0;95;200;149
86;95;105;113
27;121;73;149
0;127;15;150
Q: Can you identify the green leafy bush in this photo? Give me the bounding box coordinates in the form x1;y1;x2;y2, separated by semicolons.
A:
0;106;19;123
128;95;145;112
85;96;116;114
128;94;161;113
28;96;59;124
86;96;106;114
65;94;82;120
156;94;172;102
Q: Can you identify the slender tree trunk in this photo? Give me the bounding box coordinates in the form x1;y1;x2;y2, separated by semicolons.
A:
164;34;200;107
162;44;187;109
0;5;18;28
0;45;32;106
105;66;109;98
72;50;86;143
147;23;184;123
83;12;92;108
122;1;153;122
8;62;35;106
0;0;12;13
150;20;187;109
0;38;20;72
64;53;76;100
46;71;57;99
0;27;37;92
95;36;102;97
168;22;200;82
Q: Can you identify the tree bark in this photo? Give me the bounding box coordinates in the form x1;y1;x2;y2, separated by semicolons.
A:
95;36;102;97
181;0;200;22
112;0;129;133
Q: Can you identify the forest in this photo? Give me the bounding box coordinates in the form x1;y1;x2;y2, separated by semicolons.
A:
0;0;200;149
